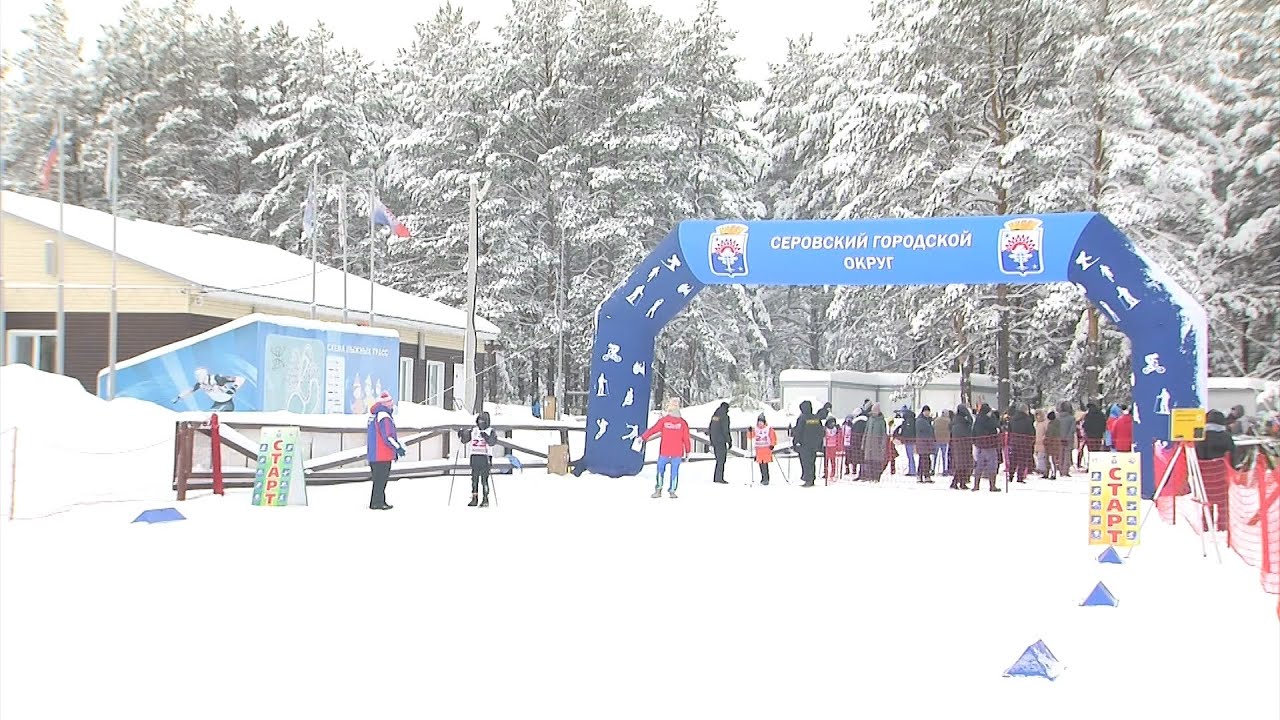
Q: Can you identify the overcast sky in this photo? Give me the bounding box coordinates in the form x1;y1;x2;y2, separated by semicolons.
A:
1;0;873;86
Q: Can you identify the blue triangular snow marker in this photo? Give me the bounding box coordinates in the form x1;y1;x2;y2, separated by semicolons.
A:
1081;581;1118;607
1097;546;1123;564
132;508;186;524
1004;639;1063;680
510;455;524;470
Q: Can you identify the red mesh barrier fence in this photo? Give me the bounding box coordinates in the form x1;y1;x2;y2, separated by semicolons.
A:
1227;458;1280;594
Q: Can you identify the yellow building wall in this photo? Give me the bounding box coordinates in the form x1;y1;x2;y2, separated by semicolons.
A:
1;215;190;312
3;213;473;351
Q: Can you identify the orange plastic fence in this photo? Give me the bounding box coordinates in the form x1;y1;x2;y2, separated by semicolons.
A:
1226;459;1280;594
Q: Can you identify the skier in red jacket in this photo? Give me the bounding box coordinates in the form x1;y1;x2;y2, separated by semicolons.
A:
1110;406;1134;452
639;402;691;499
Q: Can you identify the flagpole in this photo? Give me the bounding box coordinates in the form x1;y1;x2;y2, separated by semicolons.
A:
107;121;119;399
340;181;348;323
309;166;318;321
368;183;375;326
55;107;66;377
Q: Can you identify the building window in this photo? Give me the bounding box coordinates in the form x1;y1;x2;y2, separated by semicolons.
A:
398;357;414;403
424;361;445;407
6;330;57;373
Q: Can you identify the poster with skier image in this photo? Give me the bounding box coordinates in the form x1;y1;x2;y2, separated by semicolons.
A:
101;314;399;414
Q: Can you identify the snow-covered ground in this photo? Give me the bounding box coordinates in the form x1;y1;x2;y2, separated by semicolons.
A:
1;369;1277;719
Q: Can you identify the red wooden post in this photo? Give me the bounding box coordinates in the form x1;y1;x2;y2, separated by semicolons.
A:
210;413;224;496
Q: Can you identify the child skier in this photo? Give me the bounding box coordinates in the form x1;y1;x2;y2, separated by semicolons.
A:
823;417;842;484
752;414;778;485
639;401;691;498
459;411;499;507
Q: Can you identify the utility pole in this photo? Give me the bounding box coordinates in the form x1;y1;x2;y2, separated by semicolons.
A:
55;107;66;376
463;175;479;414
554;228;566;411
107;121;119;398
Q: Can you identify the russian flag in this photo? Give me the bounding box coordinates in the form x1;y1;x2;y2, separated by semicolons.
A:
372;198;410;238
39;134;59;191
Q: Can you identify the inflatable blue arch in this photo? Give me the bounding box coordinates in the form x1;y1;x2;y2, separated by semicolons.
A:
575;213;1207;498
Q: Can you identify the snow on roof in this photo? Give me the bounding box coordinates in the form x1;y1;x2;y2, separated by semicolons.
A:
1;191;500;338
779;369;998;387
99;313;400;378
1206;377;1270;391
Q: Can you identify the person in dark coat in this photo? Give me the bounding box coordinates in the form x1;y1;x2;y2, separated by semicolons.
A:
816;401;834;424
459;411;499;507
840;414;859;478
793;400;824;487
971;403;1002;492
366;392;405;510
1082;402;1108;456
896;405;918;475
849;410;868;479
708;401;731;484
861;403;889;482
1054;401;1076;477
915;406;937;483
949;404;974;490
1198;410;1236;461
1007;403;1036;484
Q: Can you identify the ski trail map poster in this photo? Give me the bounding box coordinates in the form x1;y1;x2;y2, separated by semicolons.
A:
252;427;308;507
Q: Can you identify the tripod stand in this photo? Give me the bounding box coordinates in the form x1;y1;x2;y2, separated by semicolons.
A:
1129;441;1221;562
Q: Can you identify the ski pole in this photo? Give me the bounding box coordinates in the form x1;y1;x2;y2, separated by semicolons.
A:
774;454;791;484
447;439;462;506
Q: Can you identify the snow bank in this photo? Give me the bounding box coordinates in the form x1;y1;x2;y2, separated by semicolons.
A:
0;365;177;520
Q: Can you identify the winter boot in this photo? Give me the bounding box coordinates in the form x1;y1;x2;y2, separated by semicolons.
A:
467;493;479;507
988;478;1001;492
949;479;958;489
970;480;980;492
651;488;663;499
668;490;678;499
480;494;490;507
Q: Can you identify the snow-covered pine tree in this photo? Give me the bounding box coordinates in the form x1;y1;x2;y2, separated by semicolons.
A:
1199;0;1280;379
254;22;380;256
485;0;579;404
754;35;845;383
382;3;496;307
656;0;762;404
1;0;90;200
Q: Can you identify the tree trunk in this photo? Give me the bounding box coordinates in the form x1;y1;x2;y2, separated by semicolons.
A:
653;357;667;410
1083;307;1100;401
1240;317;1250;374
808;293;822;369
996;285;1011;413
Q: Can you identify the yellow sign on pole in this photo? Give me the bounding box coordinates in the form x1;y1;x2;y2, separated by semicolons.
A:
1088;451;1142;547
1169;408;1207;442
